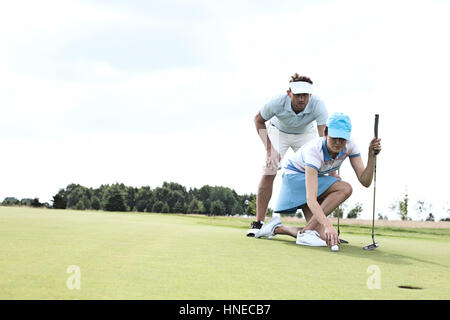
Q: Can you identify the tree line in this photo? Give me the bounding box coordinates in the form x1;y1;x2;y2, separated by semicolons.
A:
2;182;259;216
4;183;450;221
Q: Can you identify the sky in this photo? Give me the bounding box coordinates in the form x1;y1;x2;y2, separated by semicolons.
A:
1;0;450;221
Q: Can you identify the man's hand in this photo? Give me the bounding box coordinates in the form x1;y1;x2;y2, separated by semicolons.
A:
264;147;281;175
324;224;340;247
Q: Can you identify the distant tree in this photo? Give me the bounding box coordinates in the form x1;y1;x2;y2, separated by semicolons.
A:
295;209;303;219
135;199;147;212
167;190;185;213
399;190;409;221
161;202;170;213
210;200;225;216
91;196;101;210
153;187;170;205
425;213;435;222
2;197;20;206
247;198;256;216
332;203;347;218
52;189;67;209
172;201;185;213
125;187;138;211
151;201;164;213
203;199;211;214
187;199;205;214
209;186;237;215
21;198;33;206
80;195;91;210
31;198;43;208
390;188;409;221
75;199;85;210
347;202;363;219
163;182;187;197
198;185;212;203
231;202;243;215
415;200;433;221
103;185;128;212
378;213;388;220
441;202;450;221
134;186;153;212
66;184;92;209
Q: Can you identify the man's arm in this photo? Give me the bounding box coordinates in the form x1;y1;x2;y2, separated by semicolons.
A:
317;124;326;137
254;112;271;151
255;112;280;174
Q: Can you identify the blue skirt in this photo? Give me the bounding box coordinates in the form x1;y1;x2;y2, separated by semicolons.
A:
274;172;339;214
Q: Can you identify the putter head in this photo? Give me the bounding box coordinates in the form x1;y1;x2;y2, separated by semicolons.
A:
363;242;379;250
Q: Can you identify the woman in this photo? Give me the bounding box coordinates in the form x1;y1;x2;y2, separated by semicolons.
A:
255;112;382;248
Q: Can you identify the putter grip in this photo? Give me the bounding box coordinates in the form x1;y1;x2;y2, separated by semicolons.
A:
374;114;379;155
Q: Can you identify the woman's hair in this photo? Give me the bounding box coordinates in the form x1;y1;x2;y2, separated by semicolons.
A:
289;73;313;84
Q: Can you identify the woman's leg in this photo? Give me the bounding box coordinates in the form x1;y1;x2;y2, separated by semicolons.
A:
302;180;352;238
274;225;303;238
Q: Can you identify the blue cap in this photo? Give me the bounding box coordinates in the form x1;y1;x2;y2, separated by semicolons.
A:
326;112;352;140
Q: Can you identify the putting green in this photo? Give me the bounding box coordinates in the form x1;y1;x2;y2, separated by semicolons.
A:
1;207;449;299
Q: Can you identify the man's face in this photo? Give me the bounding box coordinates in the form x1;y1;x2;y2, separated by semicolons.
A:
288;91;311;112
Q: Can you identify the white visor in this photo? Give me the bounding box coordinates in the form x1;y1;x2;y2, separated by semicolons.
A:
289;81;313;94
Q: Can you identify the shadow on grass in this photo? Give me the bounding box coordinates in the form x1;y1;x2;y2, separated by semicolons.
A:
257;237;450;269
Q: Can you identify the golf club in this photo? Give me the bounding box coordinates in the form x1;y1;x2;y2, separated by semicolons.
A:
336;168;349;244
363;114;380;250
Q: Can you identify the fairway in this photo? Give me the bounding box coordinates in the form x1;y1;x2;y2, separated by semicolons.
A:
1;207;450;299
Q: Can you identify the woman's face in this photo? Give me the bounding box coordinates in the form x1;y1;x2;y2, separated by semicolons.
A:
327;136;347;155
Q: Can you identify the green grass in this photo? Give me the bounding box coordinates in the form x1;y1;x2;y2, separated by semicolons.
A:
1;207;450;299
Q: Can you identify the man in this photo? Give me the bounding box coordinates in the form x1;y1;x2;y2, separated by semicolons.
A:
247;73;329;237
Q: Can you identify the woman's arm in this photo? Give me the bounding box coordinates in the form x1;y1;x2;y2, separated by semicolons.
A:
350;138;381;187
305;166;330;226
305;166;340;246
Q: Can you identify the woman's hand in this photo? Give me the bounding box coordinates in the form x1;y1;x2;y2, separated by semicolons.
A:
324;224;340;247
369;138;382;157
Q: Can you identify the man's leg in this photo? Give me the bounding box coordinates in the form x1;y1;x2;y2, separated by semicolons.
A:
256;174;276;222
247;125;290;237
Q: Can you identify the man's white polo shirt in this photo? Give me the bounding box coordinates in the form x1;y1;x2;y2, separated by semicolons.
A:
260;94;328;134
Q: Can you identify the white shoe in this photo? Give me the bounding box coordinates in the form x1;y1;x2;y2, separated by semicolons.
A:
269;213;281;238
246;221;264;237
296;230;327;247
255;216;282;238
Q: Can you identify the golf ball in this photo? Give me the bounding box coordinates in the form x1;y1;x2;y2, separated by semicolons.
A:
331;245;339;252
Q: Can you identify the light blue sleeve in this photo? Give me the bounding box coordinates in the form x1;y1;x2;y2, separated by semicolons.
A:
303;145;322;172
260;96;283;121
313;98;328;125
